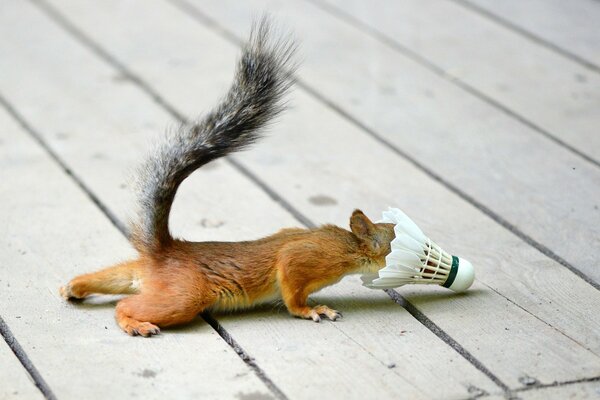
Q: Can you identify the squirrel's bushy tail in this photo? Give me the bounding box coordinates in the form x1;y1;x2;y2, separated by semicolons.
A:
130;19;296;254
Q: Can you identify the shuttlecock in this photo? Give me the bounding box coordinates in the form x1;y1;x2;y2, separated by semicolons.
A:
362;207;474;292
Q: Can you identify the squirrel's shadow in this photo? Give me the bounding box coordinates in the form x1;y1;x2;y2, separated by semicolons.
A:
71;288;487;335
213;287;486;317
391;288;488;307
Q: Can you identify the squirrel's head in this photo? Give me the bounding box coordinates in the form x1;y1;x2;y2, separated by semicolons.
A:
349;209;395;271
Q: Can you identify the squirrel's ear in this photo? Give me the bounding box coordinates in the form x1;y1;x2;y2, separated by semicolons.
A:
350;210;376;242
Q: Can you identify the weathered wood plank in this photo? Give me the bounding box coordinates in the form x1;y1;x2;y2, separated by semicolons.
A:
197;0;600;287
49;0;600;389
463;0;600;70
316;0;600;165
213;280;504;399
0;1;501;398
0;337;43;400
0;94;271;400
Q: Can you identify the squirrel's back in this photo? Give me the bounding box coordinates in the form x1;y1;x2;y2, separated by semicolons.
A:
130;19;296;255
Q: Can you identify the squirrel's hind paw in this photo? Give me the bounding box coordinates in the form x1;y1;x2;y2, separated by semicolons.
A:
59;283;83;301
119;319;161;337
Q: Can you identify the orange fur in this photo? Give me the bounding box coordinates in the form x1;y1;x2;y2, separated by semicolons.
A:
60;211;395;336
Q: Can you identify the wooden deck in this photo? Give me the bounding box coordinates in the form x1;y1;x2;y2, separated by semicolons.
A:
1;1;599;399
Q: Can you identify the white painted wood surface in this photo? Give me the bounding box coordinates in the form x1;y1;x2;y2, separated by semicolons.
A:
0;1;501;398
37;0;600;391
0;100;270;399
464;0;600;69
0;338;43;400
2;0;599;398
316;0;600;164
193;0;600;287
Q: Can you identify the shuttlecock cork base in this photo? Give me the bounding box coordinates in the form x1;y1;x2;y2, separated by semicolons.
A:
443;256;474;292
361;208;475;293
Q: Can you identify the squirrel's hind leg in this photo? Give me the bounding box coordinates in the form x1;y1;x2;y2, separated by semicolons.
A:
115;277;216;336
60;259;143;300
115;292;212;337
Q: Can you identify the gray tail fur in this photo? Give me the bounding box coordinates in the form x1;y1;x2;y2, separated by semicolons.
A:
130;19;296;254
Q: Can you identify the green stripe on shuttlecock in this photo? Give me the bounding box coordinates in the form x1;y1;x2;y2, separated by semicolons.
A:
441;256;460;288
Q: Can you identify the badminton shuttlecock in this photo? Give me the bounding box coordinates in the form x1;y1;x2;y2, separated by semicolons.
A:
361;208;474;292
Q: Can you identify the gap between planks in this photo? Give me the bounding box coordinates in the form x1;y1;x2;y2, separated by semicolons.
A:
451;0;600;74
303;0;600;171
0;315;56;400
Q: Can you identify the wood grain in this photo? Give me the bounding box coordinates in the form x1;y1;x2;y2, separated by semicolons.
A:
464;0;600;69
318;0;600;163
0;1;500;398
47;0;600;389
0;338;43;400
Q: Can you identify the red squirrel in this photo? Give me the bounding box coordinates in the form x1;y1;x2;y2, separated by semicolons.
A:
60;21;396;337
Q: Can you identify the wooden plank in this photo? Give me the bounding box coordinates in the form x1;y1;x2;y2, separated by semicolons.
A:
0;337;43;400
188;0;600;287
315;0;600;165
463;0;600;70
0;1;501;398
213;280;504;399
0;91;271;400
45;0;600;389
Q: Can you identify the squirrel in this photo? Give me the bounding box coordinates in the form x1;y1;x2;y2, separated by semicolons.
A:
59;20;396;337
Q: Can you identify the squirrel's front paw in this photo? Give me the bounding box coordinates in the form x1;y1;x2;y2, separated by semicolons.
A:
305;305;343;322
